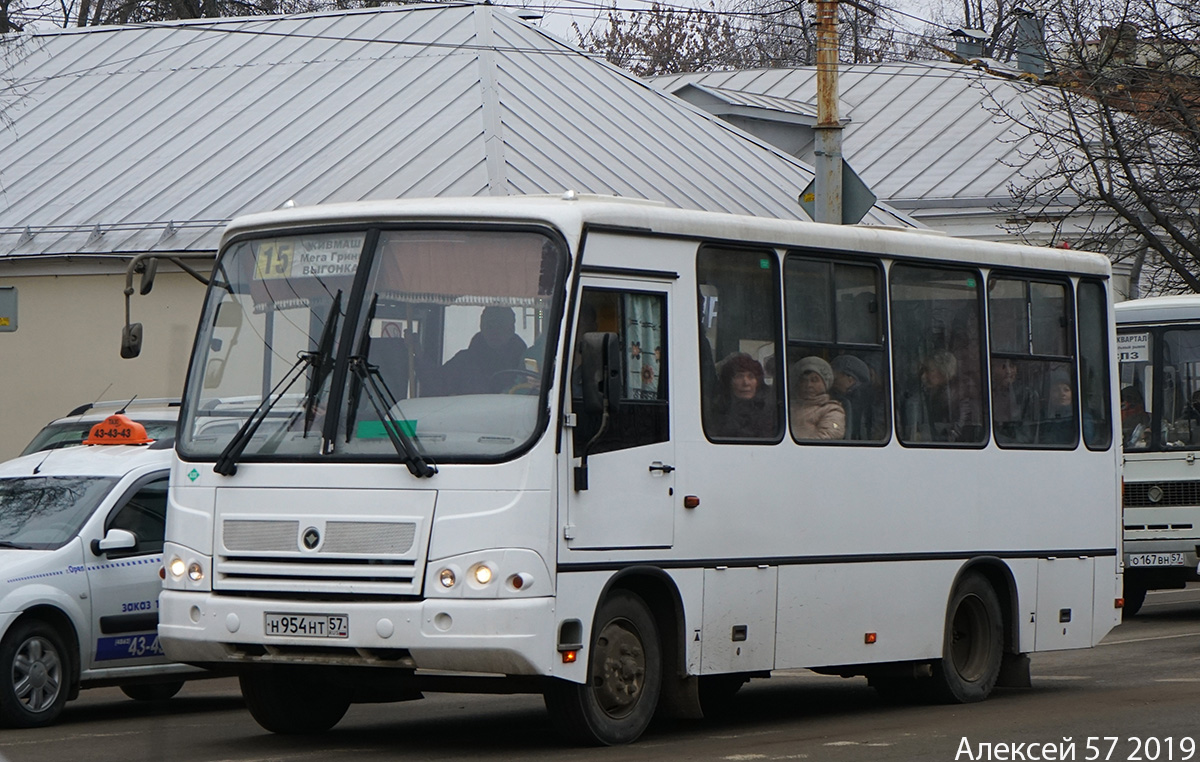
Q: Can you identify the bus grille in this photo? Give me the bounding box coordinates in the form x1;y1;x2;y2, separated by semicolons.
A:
1124;480;1200;509
216;518;421;596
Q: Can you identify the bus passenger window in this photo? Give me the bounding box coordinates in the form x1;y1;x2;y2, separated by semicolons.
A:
697;247;783;442
1077;281;1112;451
784;255;887;443
892;264;986;445
988;277;1078;448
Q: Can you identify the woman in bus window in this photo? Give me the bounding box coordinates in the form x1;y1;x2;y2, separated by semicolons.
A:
790;356;846;441
710;353;776;439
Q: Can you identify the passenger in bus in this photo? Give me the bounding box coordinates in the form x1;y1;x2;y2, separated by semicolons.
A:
902;350;977;442
709;353;776;438
1121;385;1151;448
789;356;846;440
418;306;529;395
1037;371;1078;445
992;357;1038;444
831;354;875;440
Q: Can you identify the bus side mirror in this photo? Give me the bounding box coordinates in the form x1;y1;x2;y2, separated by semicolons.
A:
581;332;621;415
121;323;144;359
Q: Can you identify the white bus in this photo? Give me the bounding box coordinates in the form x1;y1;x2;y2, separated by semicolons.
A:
1114;295;1200;615
158;195;1121;745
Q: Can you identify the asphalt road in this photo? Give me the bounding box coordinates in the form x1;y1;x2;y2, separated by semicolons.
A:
5;586;1200;762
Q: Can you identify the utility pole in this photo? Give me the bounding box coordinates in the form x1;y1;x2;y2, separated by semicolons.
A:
813;0;843;224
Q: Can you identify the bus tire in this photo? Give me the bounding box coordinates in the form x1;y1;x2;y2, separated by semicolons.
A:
543;590;662;745
930;573;1003;704
239;667;351;734
1122;582;1147;618
121;680;185;702
0;619;70;728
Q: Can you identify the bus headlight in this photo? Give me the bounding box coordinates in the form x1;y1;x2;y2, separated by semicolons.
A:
471;563;494;586
187;562;205;582
439;568;457;588
168;556;187;579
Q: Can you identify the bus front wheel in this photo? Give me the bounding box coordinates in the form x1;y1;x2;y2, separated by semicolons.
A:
930;573;1003;704
544;590;662;746
240;667;351;734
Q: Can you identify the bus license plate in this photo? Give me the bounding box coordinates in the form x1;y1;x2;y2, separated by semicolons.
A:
1128;553;1187;567
264;613;349;638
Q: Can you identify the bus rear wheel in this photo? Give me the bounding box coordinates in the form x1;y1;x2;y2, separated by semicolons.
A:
544;590;662;746
1123;582;1147;618
239;667;351;734
930;573;1003;704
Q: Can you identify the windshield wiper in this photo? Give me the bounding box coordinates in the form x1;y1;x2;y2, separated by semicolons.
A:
303;291;342;437
213;351;314;476
344;294;378;444
347;355;436;478
214;292;344;474
0;541;33;549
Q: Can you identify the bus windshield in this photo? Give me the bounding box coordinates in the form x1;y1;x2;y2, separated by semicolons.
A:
179;227;565;464
1118;326;1200;452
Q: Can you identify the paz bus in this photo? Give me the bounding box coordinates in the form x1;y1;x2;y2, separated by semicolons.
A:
157;194;1121;745
1114;295;1200;615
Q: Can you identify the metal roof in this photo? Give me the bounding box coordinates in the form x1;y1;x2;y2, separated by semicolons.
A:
0;5;914;261
654;61;1060;212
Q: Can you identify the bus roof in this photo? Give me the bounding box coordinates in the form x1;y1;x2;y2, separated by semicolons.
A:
1115;295;1200;325
221;194;1112;278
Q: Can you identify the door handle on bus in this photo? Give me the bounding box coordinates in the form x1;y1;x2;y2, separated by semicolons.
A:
649;462;675;474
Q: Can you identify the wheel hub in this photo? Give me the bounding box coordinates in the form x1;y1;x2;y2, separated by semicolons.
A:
13;636;62;713
592;620;645;717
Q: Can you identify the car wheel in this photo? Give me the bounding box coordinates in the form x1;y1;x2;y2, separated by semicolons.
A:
0;619;70;728
240;667;351;734
121;680;185;702
544;590;662;745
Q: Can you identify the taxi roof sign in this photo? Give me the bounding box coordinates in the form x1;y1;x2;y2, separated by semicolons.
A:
83;414;154;445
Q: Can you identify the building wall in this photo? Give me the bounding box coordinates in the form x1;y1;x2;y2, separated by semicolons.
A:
0;270;206;461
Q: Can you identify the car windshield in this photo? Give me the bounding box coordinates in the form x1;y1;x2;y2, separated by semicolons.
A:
21;421;178;456
179;227;566;464
0;477;118;549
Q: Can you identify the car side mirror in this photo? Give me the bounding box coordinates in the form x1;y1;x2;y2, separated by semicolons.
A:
580;332;621;415
91;528;137;556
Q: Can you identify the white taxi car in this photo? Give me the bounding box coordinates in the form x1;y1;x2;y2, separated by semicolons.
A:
0;415;199;727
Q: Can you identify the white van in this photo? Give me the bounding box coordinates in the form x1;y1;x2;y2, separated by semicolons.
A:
0;415;200;727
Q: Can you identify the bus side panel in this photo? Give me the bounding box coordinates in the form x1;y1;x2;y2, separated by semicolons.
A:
551;568;705;684
1033;557;1095;651
774;561;955;668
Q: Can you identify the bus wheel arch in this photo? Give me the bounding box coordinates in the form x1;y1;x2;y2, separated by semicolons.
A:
546;570;680;744
932;564;1007;703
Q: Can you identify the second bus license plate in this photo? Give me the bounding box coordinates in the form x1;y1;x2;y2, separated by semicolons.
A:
264;613;349;638
1127;553;1187;567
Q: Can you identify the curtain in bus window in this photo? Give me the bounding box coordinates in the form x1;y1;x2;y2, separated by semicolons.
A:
624;294;663;400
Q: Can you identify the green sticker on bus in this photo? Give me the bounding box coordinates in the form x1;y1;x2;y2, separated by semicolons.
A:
357;419;418;439
760;258;771;270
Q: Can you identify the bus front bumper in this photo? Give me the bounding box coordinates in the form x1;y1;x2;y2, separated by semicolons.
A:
158;590;558;676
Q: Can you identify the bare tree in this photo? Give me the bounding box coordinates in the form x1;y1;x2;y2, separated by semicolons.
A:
992;0;1200;295
573;2;749;75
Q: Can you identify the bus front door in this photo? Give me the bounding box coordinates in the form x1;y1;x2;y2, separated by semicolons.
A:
566;280;675;550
